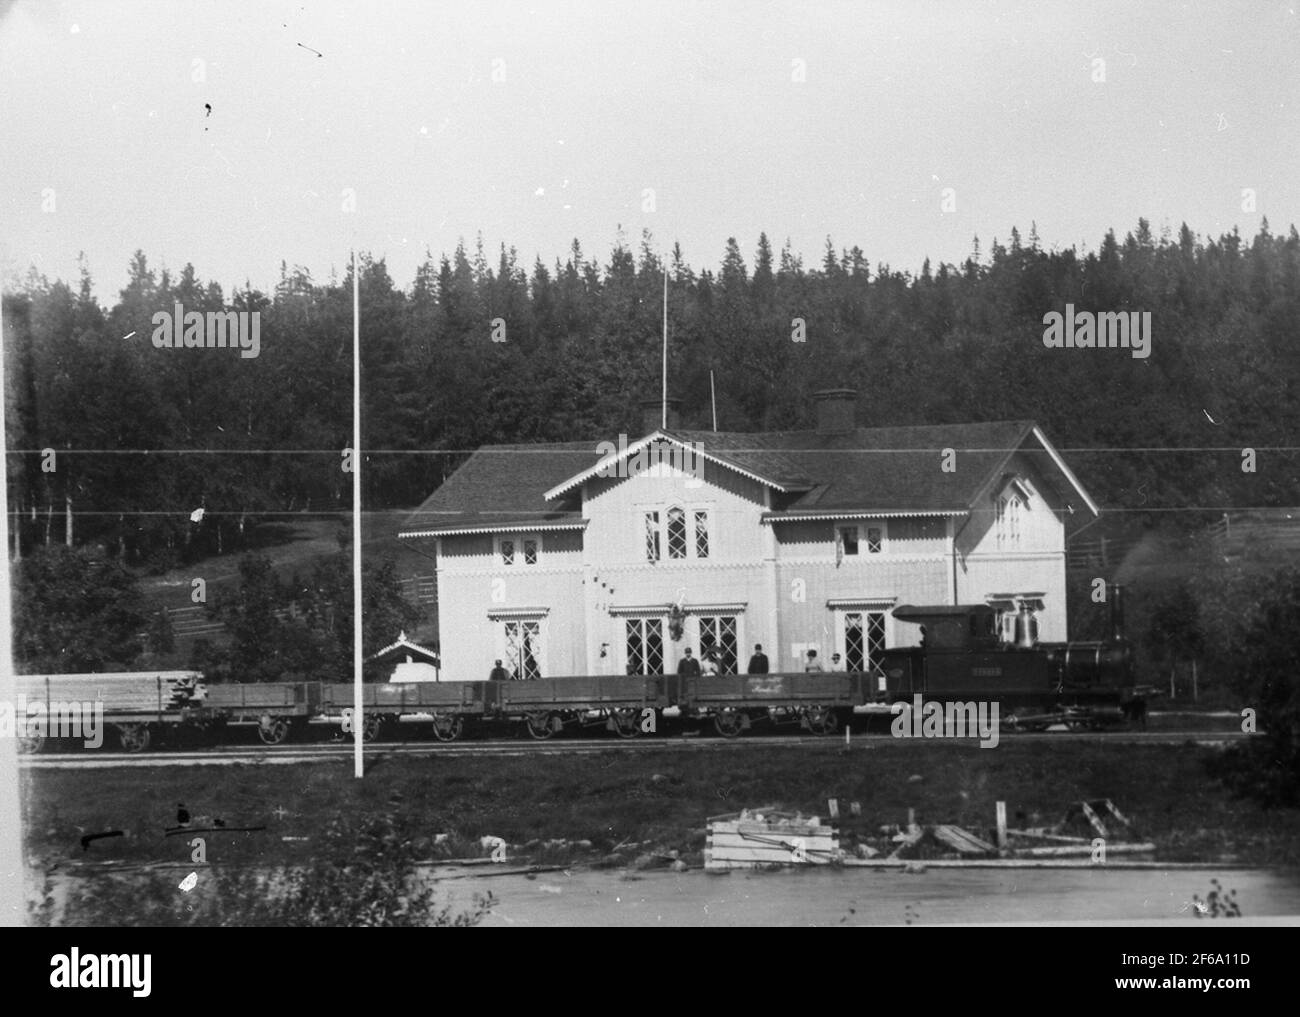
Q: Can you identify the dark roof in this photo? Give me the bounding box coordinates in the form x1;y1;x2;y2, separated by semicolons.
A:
669;421;1037;512
399;420;1091;536
400;443;598;535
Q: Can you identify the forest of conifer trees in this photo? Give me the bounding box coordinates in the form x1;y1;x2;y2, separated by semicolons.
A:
4;219;1298;569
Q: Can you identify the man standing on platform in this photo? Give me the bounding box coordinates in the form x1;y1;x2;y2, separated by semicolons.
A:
747;644;769;674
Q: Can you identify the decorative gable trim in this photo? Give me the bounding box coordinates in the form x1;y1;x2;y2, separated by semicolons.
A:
1029;426;1099;516
543;431;791;501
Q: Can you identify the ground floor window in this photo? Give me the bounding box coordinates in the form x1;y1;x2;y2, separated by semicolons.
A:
625;617;664;675
696;615;738;674
502;620;542;680
843;611;887;672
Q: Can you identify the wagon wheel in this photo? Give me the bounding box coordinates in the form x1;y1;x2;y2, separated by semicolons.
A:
257;715;291;745
713;708;744;738
612;707;640;739
117;723;152;753
17;728;46;755
525;710;557;740
431;713;463;742
348;714;383;742
805;705;839;736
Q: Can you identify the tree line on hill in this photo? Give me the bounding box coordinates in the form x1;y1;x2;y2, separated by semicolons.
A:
12;540;419;683
5;221;1300;799
4;219;1299;568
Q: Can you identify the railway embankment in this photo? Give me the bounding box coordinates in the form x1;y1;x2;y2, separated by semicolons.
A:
23;739;1300;885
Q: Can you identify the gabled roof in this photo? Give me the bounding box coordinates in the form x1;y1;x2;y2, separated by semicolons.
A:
398;420;1098;537
368;632;441;664
542;430;813;500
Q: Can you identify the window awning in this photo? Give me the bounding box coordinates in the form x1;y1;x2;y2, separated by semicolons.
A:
609;602;747;617
486;607;551;620
826;597;898;609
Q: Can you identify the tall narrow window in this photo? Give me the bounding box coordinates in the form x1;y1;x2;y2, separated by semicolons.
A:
844;611;887;671
667;506;687;559
645;512;660;562
697;615;738;674
523;539;538;565
845;613;865;672
500;539;515;566
625;618;664;675
694;510;710;559
866;612;887;661
996;495;1023;550
503;620;541;680
866;526;883;554
838;526;859;556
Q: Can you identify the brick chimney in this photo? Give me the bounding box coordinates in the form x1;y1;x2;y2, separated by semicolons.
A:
641;398;682;434
814;388;857;434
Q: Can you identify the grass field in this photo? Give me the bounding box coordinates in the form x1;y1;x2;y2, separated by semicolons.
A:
22;739;1300;876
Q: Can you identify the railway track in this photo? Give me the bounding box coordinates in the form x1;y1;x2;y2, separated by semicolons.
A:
19;728;1250;769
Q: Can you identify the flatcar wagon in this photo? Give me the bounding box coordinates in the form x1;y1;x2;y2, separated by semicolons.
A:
14;585;1144;751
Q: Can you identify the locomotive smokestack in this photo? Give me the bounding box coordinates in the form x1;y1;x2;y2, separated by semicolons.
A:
1109;584;1125;642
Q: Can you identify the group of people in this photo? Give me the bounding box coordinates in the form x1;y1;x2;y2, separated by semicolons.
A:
493;644;851;680
674;644;847;676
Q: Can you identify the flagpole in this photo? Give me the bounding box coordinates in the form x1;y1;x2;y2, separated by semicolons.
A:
352;251;364;779
661;269;668;429
0;290;24;925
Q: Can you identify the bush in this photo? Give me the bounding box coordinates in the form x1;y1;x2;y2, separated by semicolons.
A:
1206;568;1300;806
32;811;494;927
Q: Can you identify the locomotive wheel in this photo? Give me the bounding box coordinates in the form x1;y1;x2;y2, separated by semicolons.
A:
525;711;557;740
611;708;640;739
431;713;463;742
257;716;290;745
805;705;838;735
714;708;744;738
17;728;46;755
117;723;152;753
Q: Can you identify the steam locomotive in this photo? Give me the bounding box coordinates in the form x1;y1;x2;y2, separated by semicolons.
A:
14;586;1143;751
871;584;1144;730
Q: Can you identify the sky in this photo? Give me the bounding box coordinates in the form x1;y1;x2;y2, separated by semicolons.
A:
2;0;1298;302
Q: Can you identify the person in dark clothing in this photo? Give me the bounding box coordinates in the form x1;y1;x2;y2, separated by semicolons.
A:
747;644;769;674
676;648;702;677
488;660;508;682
